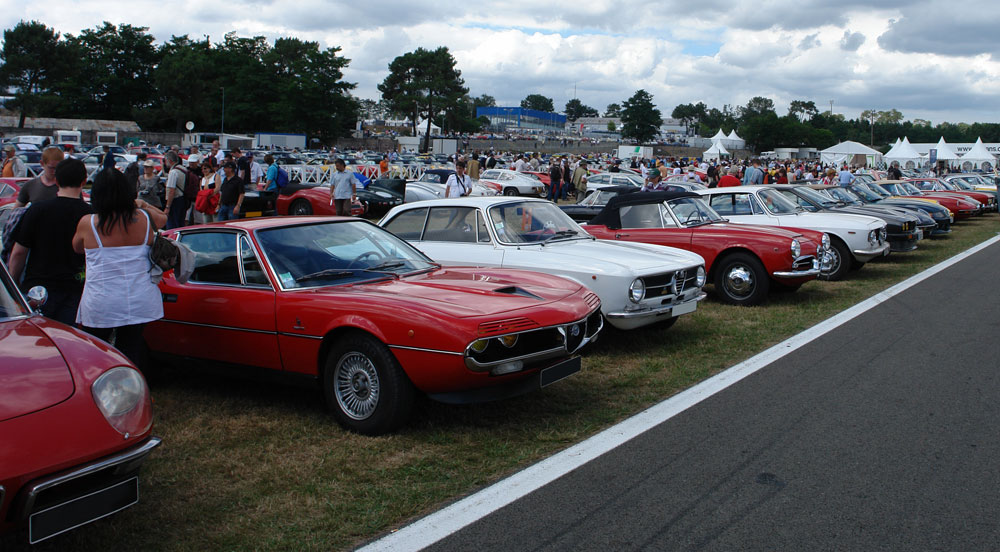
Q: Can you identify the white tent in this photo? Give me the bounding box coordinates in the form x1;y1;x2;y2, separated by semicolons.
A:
931;136;959;161
884;137;923;170
958;137;996;171
703;141;730;160
711;129;727;141
416;119;441;135
819;140;883;167
726;129;745;149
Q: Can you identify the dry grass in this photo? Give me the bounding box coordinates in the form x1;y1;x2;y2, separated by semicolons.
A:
11;216;997;552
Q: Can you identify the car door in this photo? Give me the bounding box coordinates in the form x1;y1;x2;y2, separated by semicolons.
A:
151;230;281;369
391;206;504;267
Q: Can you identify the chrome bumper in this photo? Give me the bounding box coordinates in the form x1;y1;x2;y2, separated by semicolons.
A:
606;292;707;320
853;243;890;260
773;255;822;278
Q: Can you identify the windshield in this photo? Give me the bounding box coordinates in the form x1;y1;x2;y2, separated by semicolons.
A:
0;265;30;320
757;188;800;214
900;182;924;195
667;197;725;226
793;186;840;207
949;178;974;190
823;186;863;205
255;220;437;288
488;201;587;244
863;182;893;198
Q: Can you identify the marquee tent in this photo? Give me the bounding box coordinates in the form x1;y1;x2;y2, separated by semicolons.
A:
958;137;996;171
703;140;730;160
884;137;923;169
931;136;959;161
711;129;728;141
819;141;883;167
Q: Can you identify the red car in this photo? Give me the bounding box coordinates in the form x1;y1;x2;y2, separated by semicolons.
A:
876;180;981;219
275;183;365;217
144;217;602;434
582;191;828;305
906;177;996;212
0;263;160;544
0;178;27;207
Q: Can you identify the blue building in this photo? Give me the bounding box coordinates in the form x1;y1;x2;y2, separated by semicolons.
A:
476;107;567;132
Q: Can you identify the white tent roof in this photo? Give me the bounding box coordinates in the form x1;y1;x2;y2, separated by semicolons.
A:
416;119;441;134
820;140;883;167
960;137;994;162
931;136;959;160
704;141;730;158
711;129;727;140
727;130;742;141
885;137;922;164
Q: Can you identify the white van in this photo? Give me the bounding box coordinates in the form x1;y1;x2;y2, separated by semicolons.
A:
96;132;118;145
53;130;82;145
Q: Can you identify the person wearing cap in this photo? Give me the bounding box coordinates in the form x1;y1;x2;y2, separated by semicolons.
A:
217;161;244;221
2;145;27;178
137;159;162;208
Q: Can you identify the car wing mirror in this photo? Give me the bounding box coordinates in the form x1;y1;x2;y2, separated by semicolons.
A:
27;286;48;311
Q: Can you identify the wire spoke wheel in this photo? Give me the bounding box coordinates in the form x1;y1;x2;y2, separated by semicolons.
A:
334;352;380;420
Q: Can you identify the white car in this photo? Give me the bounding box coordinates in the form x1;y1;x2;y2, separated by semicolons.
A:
479;169;547;197
405;181;497;203
584;172;644;195
380;197;707;330
697;186;889;280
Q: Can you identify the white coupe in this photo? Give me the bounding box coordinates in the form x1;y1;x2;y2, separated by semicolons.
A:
380;197;707;330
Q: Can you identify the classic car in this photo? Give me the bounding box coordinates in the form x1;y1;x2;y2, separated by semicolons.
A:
874;180;981;219
275;180;367;217
942;174;996;192
907;177;996;211
770;184;923;252
582;172;644;196
845;181;953;236
0;178;26;207
696;186;889;281
807;184;939;241
478;169;547;196
380;197;707;331
0;262;160;544
560;185;640;223
581;191;828;305
144;217;602;435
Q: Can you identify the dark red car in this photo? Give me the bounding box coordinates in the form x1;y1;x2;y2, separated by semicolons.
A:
876;180;981;219
0;263;160;544
906;177;996;212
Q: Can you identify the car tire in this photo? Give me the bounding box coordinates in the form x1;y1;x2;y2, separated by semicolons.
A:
850;259;866;271
324;333;415;435
820;238;851;281
503;187;519;196
713;252;769;306
290;198;313;215
770;282;802;293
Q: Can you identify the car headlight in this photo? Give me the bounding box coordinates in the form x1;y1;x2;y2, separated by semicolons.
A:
790;239;801;259
469;339;489;353
821;233;831;250
628;278;645;303
92;366;152;437
868;229;877;245
499;334;518;348
695;266;706;287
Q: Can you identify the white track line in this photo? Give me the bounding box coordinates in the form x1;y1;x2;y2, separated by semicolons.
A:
358;235;1000;552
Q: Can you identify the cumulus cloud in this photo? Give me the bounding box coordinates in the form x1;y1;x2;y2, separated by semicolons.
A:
840;31;865;51
877;13;1000;59
798;33;820;50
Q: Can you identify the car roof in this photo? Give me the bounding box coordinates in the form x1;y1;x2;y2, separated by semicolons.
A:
177;215;356;232
390;196;552;210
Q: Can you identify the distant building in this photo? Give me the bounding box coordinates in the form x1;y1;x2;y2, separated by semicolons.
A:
476;107;566;133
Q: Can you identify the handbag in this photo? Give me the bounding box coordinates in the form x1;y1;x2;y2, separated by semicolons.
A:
149;231;195;284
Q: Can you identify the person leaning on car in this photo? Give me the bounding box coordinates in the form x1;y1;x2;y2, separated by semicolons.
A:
329;159;359;216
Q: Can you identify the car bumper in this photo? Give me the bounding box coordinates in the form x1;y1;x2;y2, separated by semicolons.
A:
888;231;921;252
852;242;890;262
606;291;706;330
16;436;161;544
772;256;822;279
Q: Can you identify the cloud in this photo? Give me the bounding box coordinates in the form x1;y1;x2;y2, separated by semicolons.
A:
877;13;1000;59
840;31;865;51
798;33;820;50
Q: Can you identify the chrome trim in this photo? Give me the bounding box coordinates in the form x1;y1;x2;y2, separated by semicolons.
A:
158;318;276;335
18;437;161;520
277;331;324;340
463;306;603;371
29;477;138;544
466;346;568;370
1;485;5;508
852;243;890;256
772;267;821;278
607;292;706;320
388;344;464;356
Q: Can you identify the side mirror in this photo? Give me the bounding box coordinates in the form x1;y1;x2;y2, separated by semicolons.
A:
27;286;48;310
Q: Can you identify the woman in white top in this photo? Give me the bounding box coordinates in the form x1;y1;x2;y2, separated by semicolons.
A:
73;168;167;369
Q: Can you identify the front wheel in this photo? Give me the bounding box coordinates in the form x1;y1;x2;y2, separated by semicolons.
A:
714;252;769;306
323;333;415;435
820;239;851;281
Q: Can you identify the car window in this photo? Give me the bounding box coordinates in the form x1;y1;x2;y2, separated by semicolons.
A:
619;203;672;229
239;235;270;286
424;207;478;243
422;173;441;183
383;208;428;240
0;183;12;199
775;190;817;211
708;194;753;216
180;231;241;285
589;174;609;185
476;211;491;243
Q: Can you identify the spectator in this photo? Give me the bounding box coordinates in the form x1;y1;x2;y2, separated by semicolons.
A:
263;154;279;192
247;152;264;186
838;165;856;186
445;160;471;198
7;158;93;324
2;145;27;177
547;158;562;201
217;161;244;221
163;151;188;229
15;147;65;207
571;161;589;198
233;148;249;183
379;155;389;177
101;145;116;171
72;168;166;367
329;159;359;215
467;152;481;180
124;152;148;193
136;160;162;209
717;167;742;187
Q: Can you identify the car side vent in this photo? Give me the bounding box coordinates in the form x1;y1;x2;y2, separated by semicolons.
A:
492;286;543;300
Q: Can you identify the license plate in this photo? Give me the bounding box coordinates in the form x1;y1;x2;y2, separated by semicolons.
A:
540;356;581;387
671;300;698;317
245;211;263;218
29;477;139;544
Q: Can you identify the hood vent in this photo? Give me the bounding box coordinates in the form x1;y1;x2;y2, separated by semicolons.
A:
492;286;543;300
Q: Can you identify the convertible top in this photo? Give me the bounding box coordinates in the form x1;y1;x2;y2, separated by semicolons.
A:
588;191;699;228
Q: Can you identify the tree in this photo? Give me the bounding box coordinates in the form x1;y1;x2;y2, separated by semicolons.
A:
671;102;707;133
788;100;818;121
67;22;160;120
607;121;616;132
620;89;661;143
520;94;554;112
604;103;622;118
912;118;931;127
740;96;775;120
877;109;904;125
564;98;598;121
378;46;467;152
0;21;67;127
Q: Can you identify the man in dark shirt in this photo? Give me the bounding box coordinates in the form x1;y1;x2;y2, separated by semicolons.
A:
217;161;245;221
233;147;250;184
7;158;93;325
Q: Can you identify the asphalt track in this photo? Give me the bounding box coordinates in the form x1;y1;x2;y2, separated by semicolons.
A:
364;236;1000;552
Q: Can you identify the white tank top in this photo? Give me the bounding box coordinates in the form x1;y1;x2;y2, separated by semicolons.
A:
76;210;164;328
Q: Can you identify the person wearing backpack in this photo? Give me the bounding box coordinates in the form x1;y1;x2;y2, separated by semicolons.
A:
263;154;290;192
163;151;189;229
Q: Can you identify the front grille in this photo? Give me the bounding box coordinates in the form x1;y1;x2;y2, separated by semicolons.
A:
469;327;563;365
792;256;816;271
478;317;537;335
643;269;699;301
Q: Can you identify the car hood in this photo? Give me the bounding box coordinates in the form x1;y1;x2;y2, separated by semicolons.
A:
512;238;704;274
0;318;74;421
335;267;590;318
781;211;884;230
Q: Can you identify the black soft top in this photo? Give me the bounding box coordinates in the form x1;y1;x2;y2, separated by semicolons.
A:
588;191;699;228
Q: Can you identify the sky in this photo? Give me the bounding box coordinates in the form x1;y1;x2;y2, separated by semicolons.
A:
3;0;999;125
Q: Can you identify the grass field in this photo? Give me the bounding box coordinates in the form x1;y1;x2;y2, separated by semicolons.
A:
10;215;998;551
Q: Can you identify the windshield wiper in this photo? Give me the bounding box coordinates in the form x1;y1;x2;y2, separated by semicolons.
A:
295;269;355;283
367;261;406;271
540;229;580;243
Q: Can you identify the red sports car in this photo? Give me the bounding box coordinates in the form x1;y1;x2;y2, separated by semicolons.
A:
0;178;27;207
906;177;996;211
582;191;829;305
0;263;160;544
275;183;365;217
876;180;981;219
144;217;602;434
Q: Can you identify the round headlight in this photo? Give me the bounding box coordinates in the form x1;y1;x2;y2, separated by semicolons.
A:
821;233;831;249
695;266;707;287
469;339;489;353
868;229;877;245
628;278;645;303
790;238;801;258
499;334;518;348
92;366;152;436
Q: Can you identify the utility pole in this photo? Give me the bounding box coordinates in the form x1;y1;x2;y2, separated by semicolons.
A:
829;100;834;115
869;109;878;146
220;87;226;135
